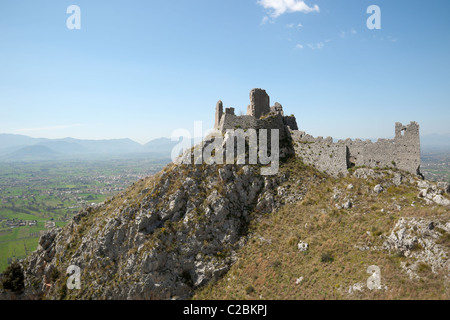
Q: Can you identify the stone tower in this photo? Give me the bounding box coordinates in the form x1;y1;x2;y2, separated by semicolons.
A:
394;122;421;175
247;88;270;119
214;100;223;130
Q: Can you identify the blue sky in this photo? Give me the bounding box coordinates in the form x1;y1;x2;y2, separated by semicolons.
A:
0;0;449;143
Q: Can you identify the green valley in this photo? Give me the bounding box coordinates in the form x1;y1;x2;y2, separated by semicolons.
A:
0;159;168;272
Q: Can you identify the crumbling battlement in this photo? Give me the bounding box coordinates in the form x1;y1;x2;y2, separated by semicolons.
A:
292;121;421;177
343;121;421;175
213;89;422;177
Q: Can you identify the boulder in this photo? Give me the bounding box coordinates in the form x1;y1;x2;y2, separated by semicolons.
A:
374;185;384;194
297;241;309;252
433;195;450;206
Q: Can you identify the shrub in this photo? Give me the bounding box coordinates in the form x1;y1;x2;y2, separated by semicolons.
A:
417;262;431;273
436;228;450;249
321;252;334;263
59;283;67;300
271;260;282;268
1;261;24;293
245;285;255;294
50;267;60;282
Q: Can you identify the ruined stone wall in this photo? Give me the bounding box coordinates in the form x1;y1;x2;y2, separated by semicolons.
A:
291;131;348;177
214;112;295;161
270;102;284;116
218;113;291;139
291;122;421;177
343;122;421;174
343;138;397;169
219;114;258;132
283;116;298;131
219;114;299;133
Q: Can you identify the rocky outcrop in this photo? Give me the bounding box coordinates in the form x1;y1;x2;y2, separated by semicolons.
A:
417;180;450;206
21;155;315;300
383;218;450;280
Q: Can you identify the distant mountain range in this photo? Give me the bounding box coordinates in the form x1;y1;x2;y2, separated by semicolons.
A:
0;134;185;162
0;133;448;162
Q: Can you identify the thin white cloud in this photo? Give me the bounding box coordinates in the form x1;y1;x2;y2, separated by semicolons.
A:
287;23;303;28
295;44;304;49
258;0;319;18
261;15;276;25
387;36;398;42
15;124;83;133
307;42;324;50
374;35;398;43
340;28;357;39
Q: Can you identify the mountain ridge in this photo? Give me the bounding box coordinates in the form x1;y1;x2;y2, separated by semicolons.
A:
0;134;181;161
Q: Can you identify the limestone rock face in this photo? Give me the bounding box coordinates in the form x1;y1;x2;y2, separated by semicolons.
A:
417;180;450;206
437;182;450;194
383;218;450;279
21;158;311;300
393;173;403;186
433;195;450;206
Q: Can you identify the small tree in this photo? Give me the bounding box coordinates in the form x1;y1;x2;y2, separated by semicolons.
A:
1;260;25;293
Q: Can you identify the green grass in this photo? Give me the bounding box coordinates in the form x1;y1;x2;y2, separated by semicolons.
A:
0;209;45;221
0;226;45;271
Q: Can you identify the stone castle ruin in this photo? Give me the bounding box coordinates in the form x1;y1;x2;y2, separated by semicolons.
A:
214;89;298;132
214;88;421;177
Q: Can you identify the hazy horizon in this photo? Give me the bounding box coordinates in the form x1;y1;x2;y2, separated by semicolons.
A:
1;131;450;147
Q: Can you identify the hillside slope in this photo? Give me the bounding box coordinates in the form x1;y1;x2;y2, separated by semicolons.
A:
19;155;318;299
2;149;449;300
195;166;450;300
2;145;60;161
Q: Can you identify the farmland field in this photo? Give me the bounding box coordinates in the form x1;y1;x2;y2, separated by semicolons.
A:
421;150;450;183
0;158;168;272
